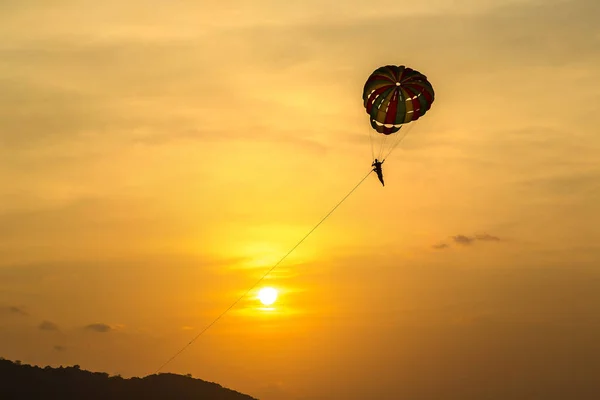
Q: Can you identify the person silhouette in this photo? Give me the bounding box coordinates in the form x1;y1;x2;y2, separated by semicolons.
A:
372;159;385;186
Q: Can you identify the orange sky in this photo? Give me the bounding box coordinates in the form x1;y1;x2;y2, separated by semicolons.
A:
1;1;600;399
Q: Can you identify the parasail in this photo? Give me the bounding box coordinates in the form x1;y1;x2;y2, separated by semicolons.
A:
362;65;435;161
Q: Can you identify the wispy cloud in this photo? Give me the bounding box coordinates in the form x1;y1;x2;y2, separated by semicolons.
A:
39;320;59;331
433;233;503;249
453;235;475;246
84;323;113;333
474;233;501;242
1;306;29;316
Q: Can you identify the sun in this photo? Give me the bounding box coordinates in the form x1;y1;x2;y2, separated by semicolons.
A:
258;287;278;306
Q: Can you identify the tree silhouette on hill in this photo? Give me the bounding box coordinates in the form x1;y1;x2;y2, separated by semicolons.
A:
0;357;258;400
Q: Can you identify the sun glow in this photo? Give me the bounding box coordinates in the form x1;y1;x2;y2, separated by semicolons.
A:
258;287;278;306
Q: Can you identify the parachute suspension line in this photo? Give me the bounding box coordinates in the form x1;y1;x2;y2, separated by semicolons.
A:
371;130;382;160
368;128;375;160
378;133;390;161
381;122;417;162
153;168;374;375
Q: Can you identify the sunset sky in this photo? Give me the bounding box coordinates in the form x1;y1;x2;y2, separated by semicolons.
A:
1;0;599;399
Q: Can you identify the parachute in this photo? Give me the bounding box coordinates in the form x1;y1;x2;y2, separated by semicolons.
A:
362;65;435;161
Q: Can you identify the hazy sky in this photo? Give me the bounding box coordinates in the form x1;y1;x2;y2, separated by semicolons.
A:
1;1;599;399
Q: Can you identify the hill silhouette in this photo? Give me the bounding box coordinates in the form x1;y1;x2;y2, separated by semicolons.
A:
0;357;258;400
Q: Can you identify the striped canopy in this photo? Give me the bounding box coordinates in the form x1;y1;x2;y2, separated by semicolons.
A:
363;65;435;135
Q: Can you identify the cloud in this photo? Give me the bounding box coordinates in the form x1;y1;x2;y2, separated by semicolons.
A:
435;233;503;249
53;345;67;352
1;306;28;316
84;323;113;333
1;0;594;152
453;233;502;245
39;320;59;331
453;235;475;245
474;233;501;242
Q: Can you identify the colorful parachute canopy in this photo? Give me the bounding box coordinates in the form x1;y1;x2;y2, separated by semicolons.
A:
363;65;435;135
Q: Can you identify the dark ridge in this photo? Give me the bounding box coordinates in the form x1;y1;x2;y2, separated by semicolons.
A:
0;357;258;400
